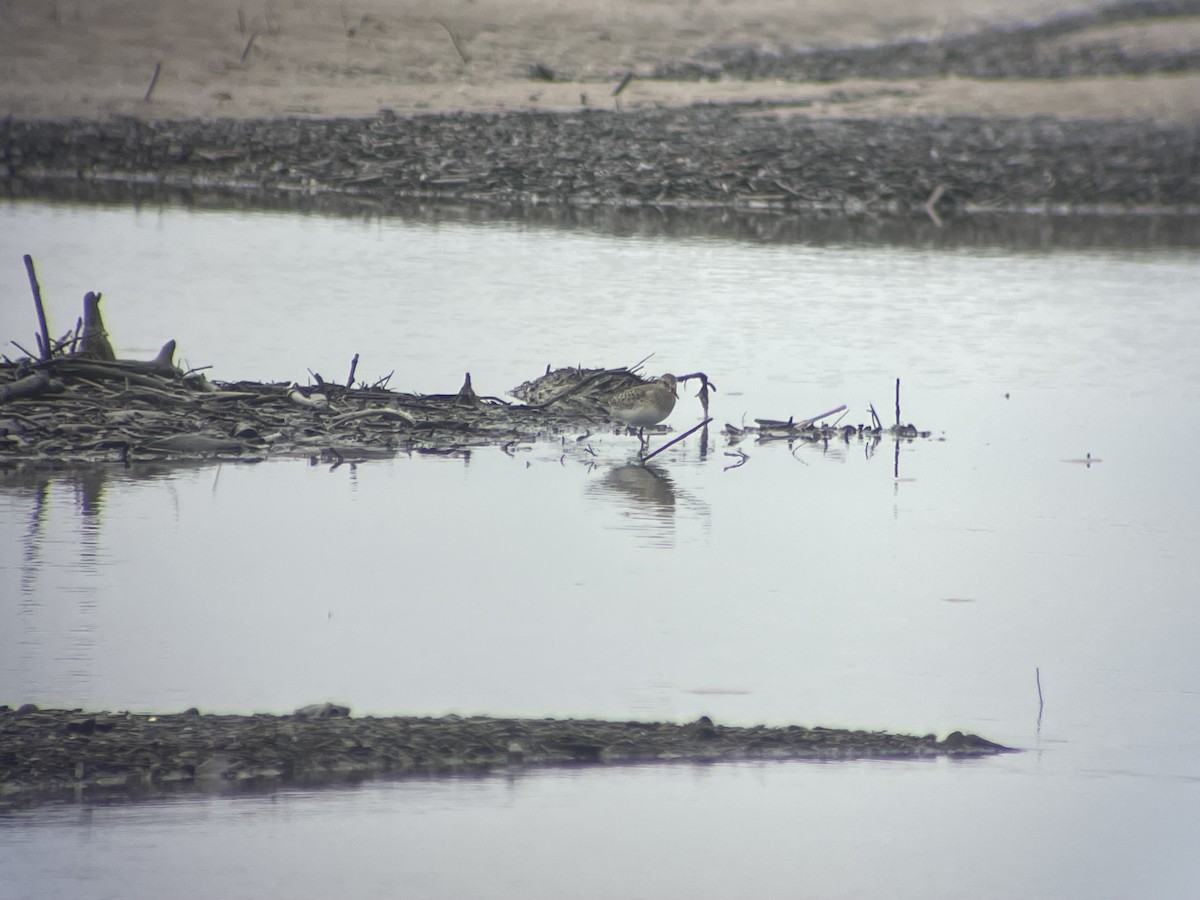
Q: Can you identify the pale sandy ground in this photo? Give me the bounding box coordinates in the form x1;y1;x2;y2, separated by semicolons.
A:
2;0;1200;122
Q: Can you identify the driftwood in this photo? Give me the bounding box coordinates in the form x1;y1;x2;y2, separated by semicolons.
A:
453;372;483;409
725;400;929;448
78;292;117;361
2;264;932;465
0;370;52;403
22;255;52;361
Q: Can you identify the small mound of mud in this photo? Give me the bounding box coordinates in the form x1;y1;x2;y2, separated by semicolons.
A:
0;704;1015;807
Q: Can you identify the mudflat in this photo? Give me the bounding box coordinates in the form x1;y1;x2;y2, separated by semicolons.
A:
3;0;1200;121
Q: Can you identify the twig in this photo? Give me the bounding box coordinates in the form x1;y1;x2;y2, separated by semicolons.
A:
626;352;653;374
923;183;947;227
799;404;847;428
894;378;901;428
10;339;39;359
240;31;257;63
868;403;881;431
723;449;749;471
51;327;74;355
346;352;359;388
641;417;712;463
1036;667;1044;712
23;255;53;361
144;61;162;102
434;19;470;64
676;371;717;418
612;71;634;97
327;407;415;426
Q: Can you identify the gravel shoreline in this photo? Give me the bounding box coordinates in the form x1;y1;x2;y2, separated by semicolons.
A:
0;705;1015;808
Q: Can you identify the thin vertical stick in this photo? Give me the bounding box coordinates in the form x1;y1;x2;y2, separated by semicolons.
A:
894;377;901;427
1036;667;1044;712
144;61;162;102
23;255;53;361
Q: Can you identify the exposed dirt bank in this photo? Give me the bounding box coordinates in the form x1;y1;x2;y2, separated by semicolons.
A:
0;704;1014;808
3;1;1200;220
3;0;1200;121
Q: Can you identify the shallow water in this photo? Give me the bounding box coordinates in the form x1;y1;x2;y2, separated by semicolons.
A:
1;201;1199;899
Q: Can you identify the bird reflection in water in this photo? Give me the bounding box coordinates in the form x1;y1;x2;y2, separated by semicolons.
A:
600;463;677;512
588;463;680;547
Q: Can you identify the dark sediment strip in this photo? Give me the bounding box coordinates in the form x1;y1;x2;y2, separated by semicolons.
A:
3;109;1199;220
0;705;1015;807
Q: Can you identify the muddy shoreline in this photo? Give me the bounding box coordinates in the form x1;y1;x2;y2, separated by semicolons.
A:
0;705;1014;808
5;109;1199;221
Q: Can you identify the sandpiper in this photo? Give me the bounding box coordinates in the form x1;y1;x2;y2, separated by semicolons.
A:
603;374;678;449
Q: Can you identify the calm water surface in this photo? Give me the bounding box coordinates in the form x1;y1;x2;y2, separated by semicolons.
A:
1;201;1199;899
